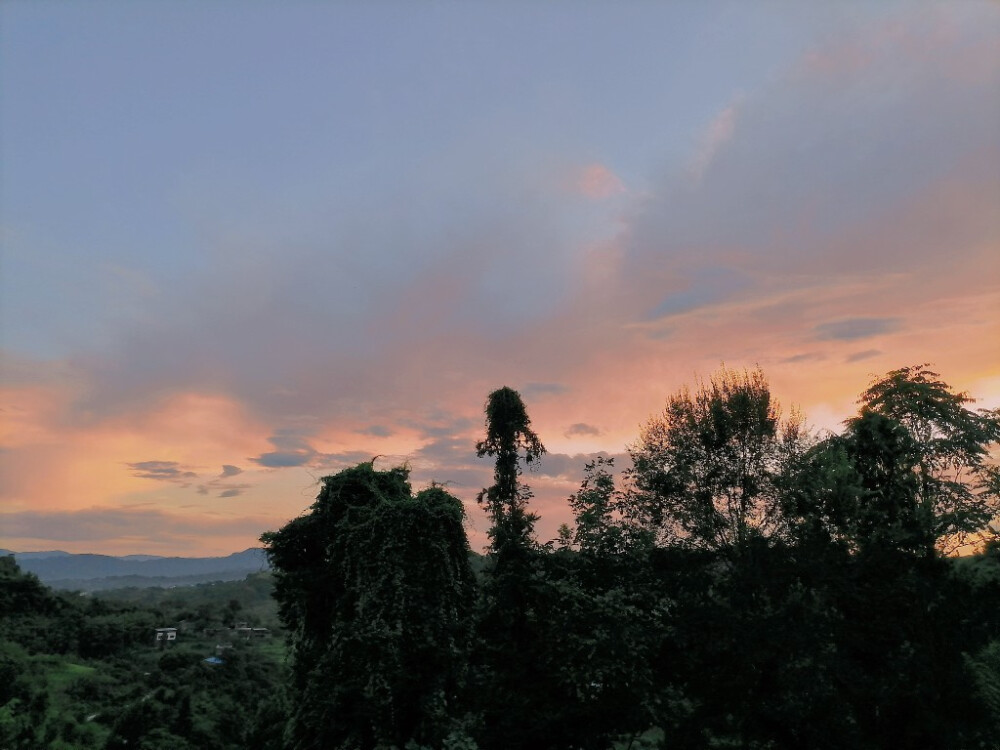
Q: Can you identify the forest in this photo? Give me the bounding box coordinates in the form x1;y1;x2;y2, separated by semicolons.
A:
3;364;1000;749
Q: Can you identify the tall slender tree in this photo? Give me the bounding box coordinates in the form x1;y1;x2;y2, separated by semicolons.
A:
474;387;557;750
476;386;546;564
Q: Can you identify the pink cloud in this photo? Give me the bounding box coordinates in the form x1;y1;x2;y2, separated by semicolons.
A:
571;163;625;199
796;8;998;87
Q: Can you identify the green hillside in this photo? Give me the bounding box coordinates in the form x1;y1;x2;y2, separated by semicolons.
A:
0;557;286;749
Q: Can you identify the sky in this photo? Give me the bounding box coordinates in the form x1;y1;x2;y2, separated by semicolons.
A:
1;1;998;557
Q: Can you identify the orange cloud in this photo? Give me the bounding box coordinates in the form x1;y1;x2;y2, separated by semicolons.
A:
0;383;271;531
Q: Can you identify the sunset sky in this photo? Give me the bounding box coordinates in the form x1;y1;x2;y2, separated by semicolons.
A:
2;1;998;557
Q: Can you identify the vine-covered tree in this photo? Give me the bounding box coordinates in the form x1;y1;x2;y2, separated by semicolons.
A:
476;386;546;563
628;366;805;553
475;389;660;750
261;462;475;750
474;387;564;750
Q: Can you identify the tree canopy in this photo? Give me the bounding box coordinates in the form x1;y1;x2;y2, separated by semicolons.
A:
783;365;1000;556
856;364;1000;553
246;365;1000;750
628;366;805;553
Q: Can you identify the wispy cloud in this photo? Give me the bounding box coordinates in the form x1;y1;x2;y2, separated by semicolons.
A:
846;348;882;363
814;318;900;341
533;451;630;481
196;482;252;498
780;353;825;364
690;100;741;181
521;383;569;399
249;430;317;469
126;460;198;482
358;425;393;438
196;466;253;498
565;423;602;438
647;268;749;321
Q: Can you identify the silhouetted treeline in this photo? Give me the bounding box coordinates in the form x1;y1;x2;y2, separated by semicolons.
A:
262;365;1000;750
5;365;998;749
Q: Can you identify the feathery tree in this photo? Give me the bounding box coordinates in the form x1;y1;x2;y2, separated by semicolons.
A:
628;366;805;553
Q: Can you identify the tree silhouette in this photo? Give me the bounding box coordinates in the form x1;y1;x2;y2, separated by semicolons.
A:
629;366;804;554
476;386;546;564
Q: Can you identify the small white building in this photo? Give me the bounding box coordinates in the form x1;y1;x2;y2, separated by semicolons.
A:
155;627;178;648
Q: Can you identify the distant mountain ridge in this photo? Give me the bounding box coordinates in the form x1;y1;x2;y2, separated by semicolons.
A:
2;548;269;591
0;550;77;560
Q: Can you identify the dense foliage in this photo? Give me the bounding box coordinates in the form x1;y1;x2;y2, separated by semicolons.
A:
257;367;1000;749
628;366;805;553
262;462;476;750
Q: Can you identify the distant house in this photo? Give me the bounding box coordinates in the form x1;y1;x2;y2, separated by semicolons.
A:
234;626;271;640
155;627;177;648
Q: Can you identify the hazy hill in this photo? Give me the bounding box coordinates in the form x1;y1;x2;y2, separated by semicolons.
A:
0;549;75;560
3;548;269;591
